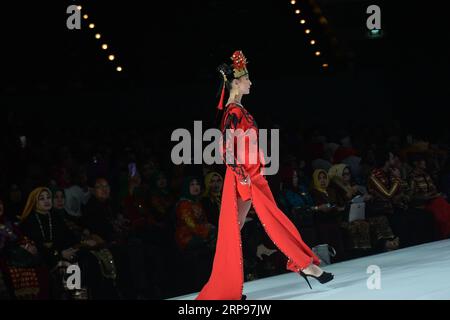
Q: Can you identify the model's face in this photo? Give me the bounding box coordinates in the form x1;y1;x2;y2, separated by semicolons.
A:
53;191;65;210
209;175;223;193
95;179;110;201
189;179;201;196
234;75;252;95
37;191;52;213
342;167;351;183
292;170;299;188
318;172;328;189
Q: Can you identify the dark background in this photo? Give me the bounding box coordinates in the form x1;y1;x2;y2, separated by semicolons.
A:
1;0;448;136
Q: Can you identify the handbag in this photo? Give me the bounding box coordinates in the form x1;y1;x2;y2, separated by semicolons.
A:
312;244;336;266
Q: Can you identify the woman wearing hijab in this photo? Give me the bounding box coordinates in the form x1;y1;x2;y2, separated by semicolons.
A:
327;164;372;253
201;172;224;228
20;188;80;269
20;187;117;299
0;196;49;299
149;170;176;236
278;166;317;246
310;169;346;261
175;176;216;292
175;177;215;251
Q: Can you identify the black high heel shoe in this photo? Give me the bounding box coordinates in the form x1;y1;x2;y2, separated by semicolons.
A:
299;271;334;289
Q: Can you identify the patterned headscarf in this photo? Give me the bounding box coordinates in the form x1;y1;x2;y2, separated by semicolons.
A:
19;187;52;221
312;169;329;195
202;172;223;207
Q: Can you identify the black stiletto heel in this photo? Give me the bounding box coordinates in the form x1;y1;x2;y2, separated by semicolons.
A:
299;271;334;289
299;271;312;289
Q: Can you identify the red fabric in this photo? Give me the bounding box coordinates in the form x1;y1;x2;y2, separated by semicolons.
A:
217;83;225;110
425;196;450;239
196;104;319;300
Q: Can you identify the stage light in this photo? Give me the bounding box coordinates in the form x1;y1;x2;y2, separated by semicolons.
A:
108;54;115;61
315;51;321;56
305;29;311;34
89;23;95;29
83;14;88;20
95;33;101;39
310;40;316;45
102;44;108;50
116;66;123;72
291;0;296;4
77;6;82;10
295;9;301;14
322;63;328;68
300;19;306;24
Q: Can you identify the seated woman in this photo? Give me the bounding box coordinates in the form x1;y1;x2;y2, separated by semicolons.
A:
201;171;224;229
367;150;404;250
309;169;346;261
20;187;116;299
0;197;49;299
123;172;170;299
174;176;216;292
409;153;449;240
328;164;387;253
278;166;317;246
149;171;175;222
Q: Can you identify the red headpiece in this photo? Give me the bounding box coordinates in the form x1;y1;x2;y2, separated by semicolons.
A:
216;50;249;110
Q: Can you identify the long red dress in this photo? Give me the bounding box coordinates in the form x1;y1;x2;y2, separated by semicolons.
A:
196;103;320;300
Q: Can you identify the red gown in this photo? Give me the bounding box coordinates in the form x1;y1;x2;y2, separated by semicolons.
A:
196;103;320;300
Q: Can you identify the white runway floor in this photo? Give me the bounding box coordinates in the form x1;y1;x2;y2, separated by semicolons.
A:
170;239;450;300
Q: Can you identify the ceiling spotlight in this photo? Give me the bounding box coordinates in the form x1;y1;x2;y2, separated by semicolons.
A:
116;66;123;72
108;55;115;61
95;33;101;39
83;14;88;20
310;40;316;45
305;29;311;34
315;51;321;56
102;44;108;50
291;0;296;4
89;23;95;29
300;19;306;24
295;9;301;14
